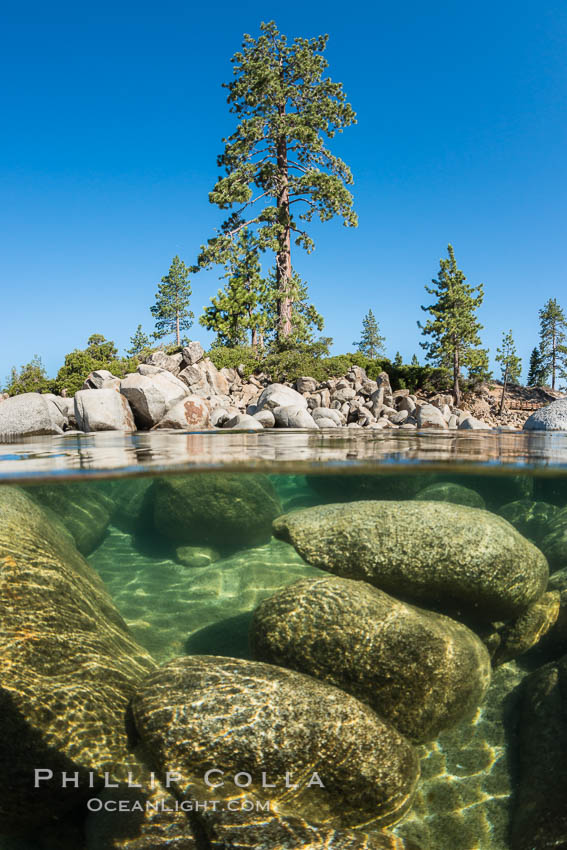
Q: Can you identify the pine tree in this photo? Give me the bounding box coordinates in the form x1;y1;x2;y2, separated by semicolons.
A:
419;244;485;405
393;351;403;367
127;325;152;357
527;346;548;387
4;355;50;396
411;354;419;366
193;21;357;342
86;334;118;362
495;330;522;384
353;309;385;358
538;298;567;390
151;256;194;347
200;230;271;349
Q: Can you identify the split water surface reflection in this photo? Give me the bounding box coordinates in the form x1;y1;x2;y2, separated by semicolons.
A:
1;431;567;849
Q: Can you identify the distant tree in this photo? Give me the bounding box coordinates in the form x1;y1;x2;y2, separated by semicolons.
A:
127;325;152;357
200;230;271;349
86;334;118;362
411;353;420;366
353;309;385;358
151;256;194;346
393;351;403;367
495;330;522;384
527;346;548;387
51;334;130;396
4;355;50;396
538;298;567;390
419;244;485;405
193;20;357;343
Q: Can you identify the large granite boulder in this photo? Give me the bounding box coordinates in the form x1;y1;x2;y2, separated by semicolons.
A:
153;473;282;547
151;395;210;429
27;481;115;555
0;486;156;833
512;653;567;849
74;388;135;432
273;501;549;620
273;404;319;428
144;350;181;373
251;576;491;741
120;372;188;429
0;392;64;437
256;383;308;412
181;341;205;367
524;398;567;431
416;404;448;430
131;655;420;829
82;369;121;390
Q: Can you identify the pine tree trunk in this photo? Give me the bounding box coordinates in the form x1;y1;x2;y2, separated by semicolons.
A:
276;117;293;342
251;326;258;350
176;313;180;347
499;364;509;415
453;347;461;406
552;326;556;390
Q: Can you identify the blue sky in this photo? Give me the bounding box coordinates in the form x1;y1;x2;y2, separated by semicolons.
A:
1;0;566;382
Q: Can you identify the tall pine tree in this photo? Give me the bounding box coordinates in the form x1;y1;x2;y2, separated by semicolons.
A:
419;244;485;405
538;298;567;390
353;309;385;358
151;256;194;347
193;21;357;343
527;346;548;387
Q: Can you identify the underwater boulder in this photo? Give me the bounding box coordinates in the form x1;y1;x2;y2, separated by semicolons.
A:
512;653;567;850
306;473;433;503
0;486;156;833
497;499;558;547
490;591;561;665
131;655;420;830
435;473;533;509
153;473;282;547
540;506;567;571
251;576;491;742
273;501;549;621
28;480;115;554
414;481;485;508
195;796;423;849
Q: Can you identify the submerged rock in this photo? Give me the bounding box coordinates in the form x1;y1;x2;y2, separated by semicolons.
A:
131;655;420;830
153;473;282;547
306;473;432;503
175;544;220;568
273;501;549;620
0;486;156;833
497;499;558;546
491;591;561;666
540;506;567;571
414;482;485;509
197;794;423;849
28;481;115;554
512;654;567;850
251;576;491;742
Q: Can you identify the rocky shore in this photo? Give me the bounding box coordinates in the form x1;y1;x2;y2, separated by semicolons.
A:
1;342;563;437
